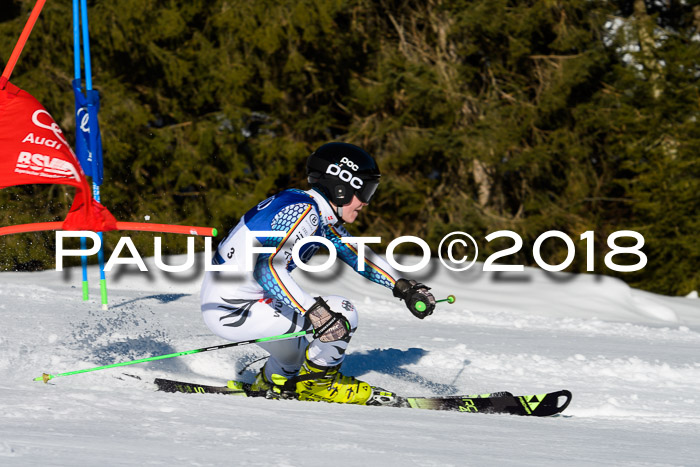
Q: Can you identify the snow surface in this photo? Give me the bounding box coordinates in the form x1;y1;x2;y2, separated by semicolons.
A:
1;254;699;466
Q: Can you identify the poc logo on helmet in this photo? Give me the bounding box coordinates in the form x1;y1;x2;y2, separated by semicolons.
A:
326;164;364;189
339;157;359;171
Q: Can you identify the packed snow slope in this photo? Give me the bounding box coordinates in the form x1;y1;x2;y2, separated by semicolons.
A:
1;254;699;466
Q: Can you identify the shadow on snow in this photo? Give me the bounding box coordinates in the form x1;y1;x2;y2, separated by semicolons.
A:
112;293;190;308
343;347;464;395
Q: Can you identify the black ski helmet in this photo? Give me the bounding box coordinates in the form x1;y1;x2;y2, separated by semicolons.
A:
307;142;380;206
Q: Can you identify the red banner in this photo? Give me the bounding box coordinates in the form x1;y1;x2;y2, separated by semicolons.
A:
0;81;116;232
0;82;84;189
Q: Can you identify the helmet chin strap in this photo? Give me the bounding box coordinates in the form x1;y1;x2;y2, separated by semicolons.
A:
312;187;346;224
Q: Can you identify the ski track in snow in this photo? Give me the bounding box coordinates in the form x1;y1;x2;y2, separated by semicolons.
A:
1;257;699;465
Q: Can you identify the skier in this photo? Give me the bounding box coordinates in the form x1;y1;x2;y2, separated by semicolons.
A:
200;142;436;405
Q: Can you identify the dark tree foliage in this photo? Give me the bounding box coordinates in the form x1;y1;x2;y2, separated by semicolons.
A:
0;0;698;294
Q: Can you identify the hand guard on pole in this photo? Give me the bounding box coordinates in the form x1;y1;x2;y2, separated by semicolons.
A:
392;278;436;319
306;297;352;343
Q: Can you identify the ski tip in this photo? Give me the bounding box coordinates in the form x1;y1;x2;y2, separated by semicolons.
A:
555;389;573;413
527;389;573;416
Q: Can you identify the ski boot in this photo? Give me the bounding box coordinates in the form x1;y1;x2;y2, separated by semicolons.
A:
250;354;400;406
292;356;400;406
250;366;272;392
245;364;294;399
264;353;370;405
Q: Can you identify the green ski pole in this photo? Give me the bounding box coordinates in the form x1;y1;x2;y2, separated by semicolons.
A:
34;329;315;384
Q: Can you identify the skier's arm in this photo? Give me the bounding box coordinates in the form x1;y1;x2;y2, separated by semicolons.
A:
327;224;436;319
326;224;399;290
252;203;319;314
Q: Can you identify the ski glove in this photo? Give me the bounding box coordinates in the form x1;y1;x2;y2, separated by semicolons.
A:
393;278;436;319
307;297;352;343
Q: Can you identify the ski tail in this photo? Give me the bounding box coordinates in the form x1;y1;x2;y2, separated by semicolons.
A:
154;377;252;396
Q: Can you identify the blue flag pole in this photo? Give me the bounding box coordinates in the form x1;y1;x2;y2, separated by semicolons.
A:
72;0;89;301
80;0;108;310
73;0;108;309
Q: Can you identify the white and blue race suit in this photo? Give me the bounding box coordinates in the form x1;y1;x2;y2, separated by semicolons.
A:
201;188;400;379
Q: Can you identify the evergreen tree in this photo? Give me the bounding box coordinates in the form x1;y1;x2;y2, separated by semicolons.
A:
0;0;697;294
